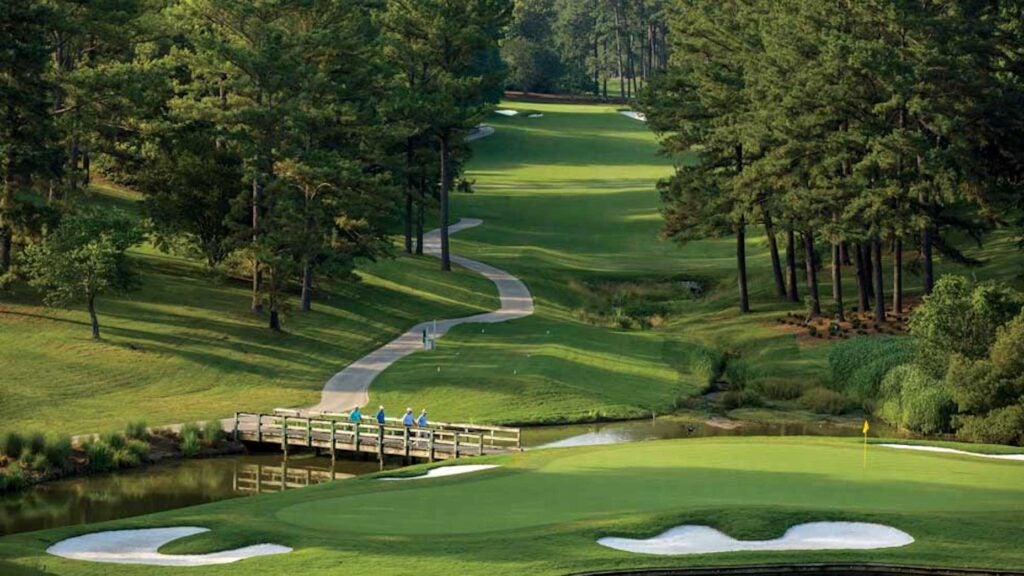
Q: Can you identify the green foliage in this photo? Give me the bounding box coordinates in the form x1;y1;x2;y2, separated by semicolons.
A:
202;420;223;445
84;441;115;473
878;365;953;434
721;389;763;410
0;466;27;493
957;405;1024;446
180;423;202;456
25;432;46;457
799;387;849;416
101;432;126;451
1;432;24;460
753;379;805;401
125;439;150;459
124;421;148;440
21;208;144;338
43;436;72;471
112;448;140;469
828;336;914;403
909;276;1023;378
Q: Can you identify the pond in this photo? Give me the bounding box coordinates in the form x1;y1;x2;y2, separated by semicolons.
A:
2;415;908;537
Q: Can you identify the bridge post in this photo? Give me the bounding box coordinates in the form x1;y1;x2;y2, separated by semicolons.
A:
403;426;411;462
282;417;289;460
478;433;484;455
428;430;435;462
354;422;360;451
377;425;384;462
306;417;312;448
454;433;460;459
233;412;240;442
330;420;337;465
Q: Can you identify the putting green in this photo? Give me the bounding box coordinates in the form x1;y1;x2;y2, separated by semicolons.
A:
4;437;1024;575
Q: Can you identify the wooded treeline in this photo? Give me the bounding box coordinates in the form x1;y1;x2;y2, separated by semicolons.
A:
645;0;1024;321
502;0;669;98
0;0;510;337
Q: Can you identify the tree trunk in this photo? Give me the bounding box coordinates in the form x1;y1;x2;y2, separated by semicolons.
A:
269;308;281;332
764;212;786;299
0;225;10;273
439;133;451;271
415;194;425;255
840;242;852;265
612;1;625;99
921;226;933;294
87;295;100;340
300;257;313;312
737;217;750;314
251;177;263;313
893;237;903;315
832;242;845;321
804;233;821;317
854;242;870;313
403;140;413;254
872;239;886;323
785;227;799;302
863;243;875;300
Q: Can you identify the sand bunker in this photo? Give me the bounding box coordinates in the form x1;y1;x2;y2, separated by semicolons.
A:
528;113;544;118
379;464;499;481
619;110;646;122
880;443;1024;462
495;109;518;116
47;527;291;566
598;522;913;556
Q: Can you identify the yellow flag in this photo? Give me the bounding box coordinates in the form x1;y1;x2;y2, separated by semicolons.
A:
862;420;870;435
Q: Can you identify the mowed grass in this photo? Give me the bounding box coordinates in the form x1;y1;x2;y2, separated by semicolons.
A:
3;437;1024;575
0;182;498;434
370;101;1024;425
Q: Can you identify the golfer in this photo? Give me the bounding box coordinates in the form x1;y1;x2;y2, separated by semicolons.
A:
375;405;386;425
402;407;415;427
417;409;428;428
349;404;362;424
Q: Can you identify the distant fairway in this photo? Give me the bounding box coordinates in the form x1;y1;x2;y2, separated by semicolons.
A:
3;437;1023;575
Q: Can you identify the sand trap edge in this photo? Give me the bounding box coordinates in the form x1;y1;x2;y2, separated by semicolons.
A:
47;527;292;566
378;464;500;481
879;443;1024;462
597;521;914;556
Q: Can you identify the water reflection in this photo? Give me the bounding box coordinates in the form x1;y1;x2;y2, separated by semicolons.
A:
0;453;391;536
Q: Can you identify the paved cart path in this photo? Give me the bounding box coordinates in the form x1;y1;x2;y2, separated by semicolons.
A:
309;218;534;413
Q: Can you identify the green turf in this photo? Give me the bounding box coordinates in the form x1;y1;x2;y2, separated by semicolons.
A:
369;101;1024;425
0;193;499;434
3;437;1023;575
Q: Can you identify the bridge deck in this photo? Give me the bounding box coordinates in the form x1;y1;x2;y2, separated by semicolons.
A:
232;410;521;462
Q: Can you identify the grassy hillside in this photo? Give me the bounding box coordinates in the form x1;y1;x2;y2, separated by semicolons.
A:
370;101;1024;425
0;183;498;435
3;437;1023;574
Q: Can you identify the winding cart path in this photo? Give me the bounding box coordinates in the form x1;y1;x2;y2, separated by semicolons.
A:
310;218;534;413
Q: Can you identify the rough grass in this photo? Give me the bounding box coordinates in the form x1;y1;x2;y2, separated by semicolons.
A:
2;437;1023;575
0;198;498;435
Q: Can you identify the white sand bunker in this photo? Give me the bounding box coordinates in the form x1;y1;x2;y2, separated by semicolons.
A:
528;113;544;118
495;109;518;116
619;110;646;122
598;522;913;556
379;464;499;481
880;443;1024;462
47;527;292;566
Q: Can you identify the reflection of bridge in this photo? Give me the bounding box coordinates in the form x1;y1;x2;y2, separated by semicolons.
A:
233;462;352;494
232;409;522;464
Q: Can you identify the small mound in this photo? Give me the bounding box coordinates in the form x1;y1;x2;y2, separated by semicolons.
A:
597;521;913;556
495;109;519;116
378;464;500;481
619;110;646;122
880;443;1024;462
47;527;292;566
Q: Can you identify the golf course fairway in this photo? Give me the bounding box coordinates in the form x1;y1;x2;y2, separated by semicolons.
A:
3;437;1023;574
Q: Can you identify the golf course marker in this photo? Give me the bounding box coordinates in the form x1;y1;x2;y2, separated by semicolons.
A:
47;527;292;566
597;522;913;555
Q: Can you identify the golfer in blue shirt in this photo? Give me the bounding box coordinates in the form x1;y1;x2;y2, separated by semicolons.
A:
349;405;362;424
417;409;428;427
402;407;415;426
375;405;386;425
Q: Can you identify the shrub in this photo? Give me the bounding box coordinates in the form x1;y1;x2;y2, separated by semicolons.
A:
2;432;24;460
181;431;201;457
956;405;1024;446
202;420;223;445
124;421;148;440
828;336;914;402
84;441;115;473
722;389;763;410
899;373;955;434
112;448;140;469
26;432;46;456
800;387;849;415
125;439;150;459
754;378;805;401
101;432;126;450
28;452;50;473
0;466;27;493
43;436;72;471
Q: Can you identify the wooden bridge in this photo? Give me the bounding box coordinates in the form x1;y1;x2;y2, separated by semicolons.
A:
232;409;522;463
233;462;351;494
